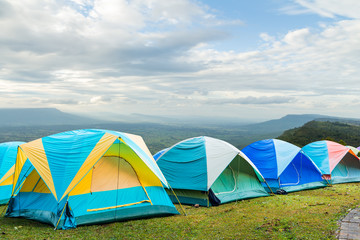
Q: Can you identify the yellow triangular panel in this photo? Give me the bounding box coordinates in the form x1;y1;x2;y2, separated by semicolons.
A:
20;170;41;192
105;142;161;187
119;143;162;187
0;175;13;186
20;169;51;194
123;133;165;186
0;165;15;185
60;133;118;201
12;148;28;194
33;178;51;193
68;169;92;196
20;139;58;201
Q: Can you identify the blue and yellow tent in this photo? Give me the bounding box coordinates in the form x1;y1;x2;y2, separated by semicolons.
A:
6;129;178;229
0;142;25;204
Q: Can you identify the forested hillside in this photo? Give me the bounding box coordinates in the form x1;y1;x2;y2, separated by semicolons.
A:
278;121;360;147
0;123;275;154
2;110;360;153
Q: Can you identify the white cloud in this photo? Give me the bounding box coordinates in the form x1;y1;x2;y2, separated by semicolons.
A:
283;28;311;46
290;0;360;19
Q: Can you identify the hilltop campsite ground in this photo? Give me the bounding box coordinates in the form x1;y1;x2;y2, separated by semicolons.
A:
1;110;360;239
0;183;359;239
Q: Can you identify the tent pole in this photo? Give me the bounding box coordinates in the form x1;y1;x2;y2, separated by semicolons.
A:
167;182;187;216
264;180;274;195
54;196;69;230
207;191;210;207
323;175;332;186
0;197;11;217
115;141;120;220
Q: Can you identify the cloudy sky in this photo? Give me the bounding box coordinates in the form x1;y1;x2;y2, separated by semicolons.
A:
0;0;359;121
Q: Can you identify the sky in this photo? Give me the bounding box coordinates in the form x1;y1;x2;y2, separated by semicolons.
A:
0;0;360;121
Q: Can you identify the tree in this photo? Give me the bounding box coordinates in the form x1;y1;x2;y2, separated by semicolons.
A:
338;139;347;146
324;137;335;142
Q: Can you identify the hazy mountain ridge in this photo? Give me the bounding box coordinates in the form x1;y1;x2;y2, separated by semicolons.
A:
0;108;101;126
0;108;254;127
0;108;353;129
241;114;330;134
1;108;360;153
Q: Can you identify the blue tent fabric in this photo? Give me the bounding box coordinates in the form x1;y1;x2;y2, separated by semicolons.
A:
302;141;330;174
242;139;325;192
0;185;12;205
157;137;207;191
279;151;325;189
7;186;176;229
42;130;105;202
153;148;168;161
0;142;24;179
0;142;25;204
242;139;279;179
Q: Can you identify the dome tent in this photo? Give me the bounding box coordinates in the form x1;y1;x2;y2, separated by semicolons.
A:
0;142;25;204
154;136;269;207
6;129;178;229
302;140;360;184
242;139;326;193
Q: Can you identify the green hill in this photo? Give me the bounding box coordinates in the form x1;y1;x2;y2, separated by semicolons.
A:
278;120;360;147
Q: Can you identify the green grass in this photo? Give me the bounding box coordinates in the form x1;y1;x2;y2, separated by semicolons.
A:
1;183;360;239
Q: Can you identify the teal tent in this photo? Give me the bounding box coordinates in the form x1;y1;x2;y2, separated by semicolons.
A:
154;136;269;206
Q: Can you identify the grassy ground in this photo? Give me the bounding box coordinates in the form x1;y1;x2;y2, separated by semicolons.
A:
0;183;359;239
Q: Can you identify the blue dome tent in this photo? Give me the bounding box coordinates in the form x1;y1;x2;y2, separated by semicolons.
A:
242;139;326;193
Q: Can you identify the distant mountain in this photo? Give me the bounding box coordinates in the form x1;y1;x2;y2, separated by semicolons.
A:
2;109;360;152
241;114;330;134
124;113;254;126
278;120;360;147
0;108;101;126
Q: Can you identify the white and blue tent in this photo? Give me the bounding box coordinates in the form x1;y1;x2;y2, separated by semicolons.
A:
154;136;269;206
242;139;326;193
